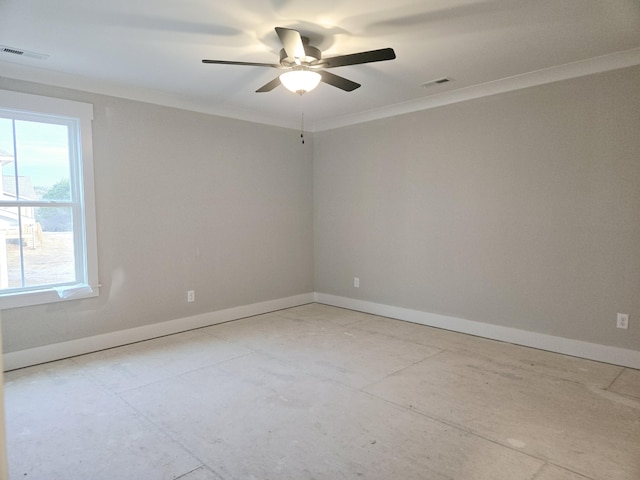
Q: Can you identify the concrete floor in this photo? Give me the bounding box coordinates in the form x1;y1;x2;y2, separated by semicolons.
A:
4;303;640;479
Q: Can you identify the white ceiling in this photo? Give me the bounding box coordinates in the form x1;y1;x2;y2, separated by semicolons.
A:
1;0;640;131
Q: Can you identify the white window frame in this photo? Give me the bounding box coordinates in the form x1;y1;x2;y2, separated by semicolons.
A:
0;90;99;309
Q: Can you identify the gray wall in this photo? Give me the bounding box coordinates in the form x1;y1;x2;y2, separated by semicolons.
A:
314;66;640;351
3;64;639;356
0;77;314;353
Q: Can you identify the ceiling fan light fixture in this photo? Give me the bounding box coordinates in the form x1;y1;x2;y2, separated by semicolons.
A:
279;70;321;95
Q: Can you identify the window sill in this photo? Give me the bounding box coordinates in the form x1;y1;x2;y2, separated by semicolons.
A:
0;284;100;310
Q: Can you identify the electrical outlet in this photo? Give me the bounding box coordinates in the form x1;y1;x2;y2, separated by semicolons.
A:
187;290;195;303
617;313;629;330
354;277;360;288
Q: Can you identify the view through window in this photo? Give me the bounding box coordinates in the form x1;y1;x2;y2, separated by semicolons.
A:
0;118;76;289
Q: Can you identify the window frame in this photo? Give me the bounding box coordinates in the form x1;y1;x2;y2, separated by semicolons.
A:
0;90;99;309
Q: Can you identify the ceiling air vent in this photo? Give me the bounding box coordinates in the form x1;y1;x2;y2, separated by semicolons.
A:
421;77;453;88
0;45;49;60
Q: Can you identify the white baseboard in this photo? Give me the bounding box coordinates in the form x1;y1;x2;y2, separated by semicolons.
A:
3;293;314;371
6;292;639;371
314;293;640;370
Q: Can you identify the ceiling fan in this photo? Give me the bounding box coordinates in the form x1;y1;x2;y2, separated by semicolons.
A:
202;27;396;95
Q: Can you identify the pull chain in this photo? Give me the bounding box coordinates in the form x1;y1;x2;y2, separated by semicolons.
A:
299;94;306;145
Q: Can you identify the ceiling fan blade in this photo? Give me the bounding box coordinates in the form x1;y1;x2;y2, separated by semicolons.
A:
255;77;282;93
202;59;281;68
319;71;361;92
321;48;396;68
275;27;306;63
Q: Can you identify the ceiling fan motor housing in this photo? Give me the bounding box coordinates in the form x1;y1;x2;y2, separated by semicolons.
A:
279;37;321;67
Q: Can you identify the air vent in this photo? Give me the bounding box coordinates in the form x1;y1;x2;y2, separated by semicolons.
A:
2;47;23;56
0;45;49;61
421;77;453;88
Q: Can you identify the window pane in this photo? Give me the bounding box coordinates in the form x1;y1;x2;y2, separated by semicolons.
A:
0;206;23;289
14;120;71;201
23;207;75;287
0;118;17;201
0;206;76;290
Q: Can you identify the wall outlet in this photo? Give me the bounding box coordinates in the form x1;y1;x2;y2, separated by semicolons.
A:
187;290;195;303
354;277;360;288
617;313;629;330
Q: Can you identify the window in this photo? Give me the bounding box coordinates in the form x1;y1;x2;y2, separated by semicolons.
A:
0;90;98;309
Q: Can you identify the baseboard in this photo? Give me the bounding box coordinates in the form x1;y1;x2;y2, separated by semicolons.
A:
6;292;639;371
3;293;314;371
314;293;640;370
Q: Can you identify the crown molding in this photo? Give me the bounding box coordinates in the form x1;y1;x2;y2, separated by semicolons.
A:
2;47;640;133
0;61;297;129
311;47;640;132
